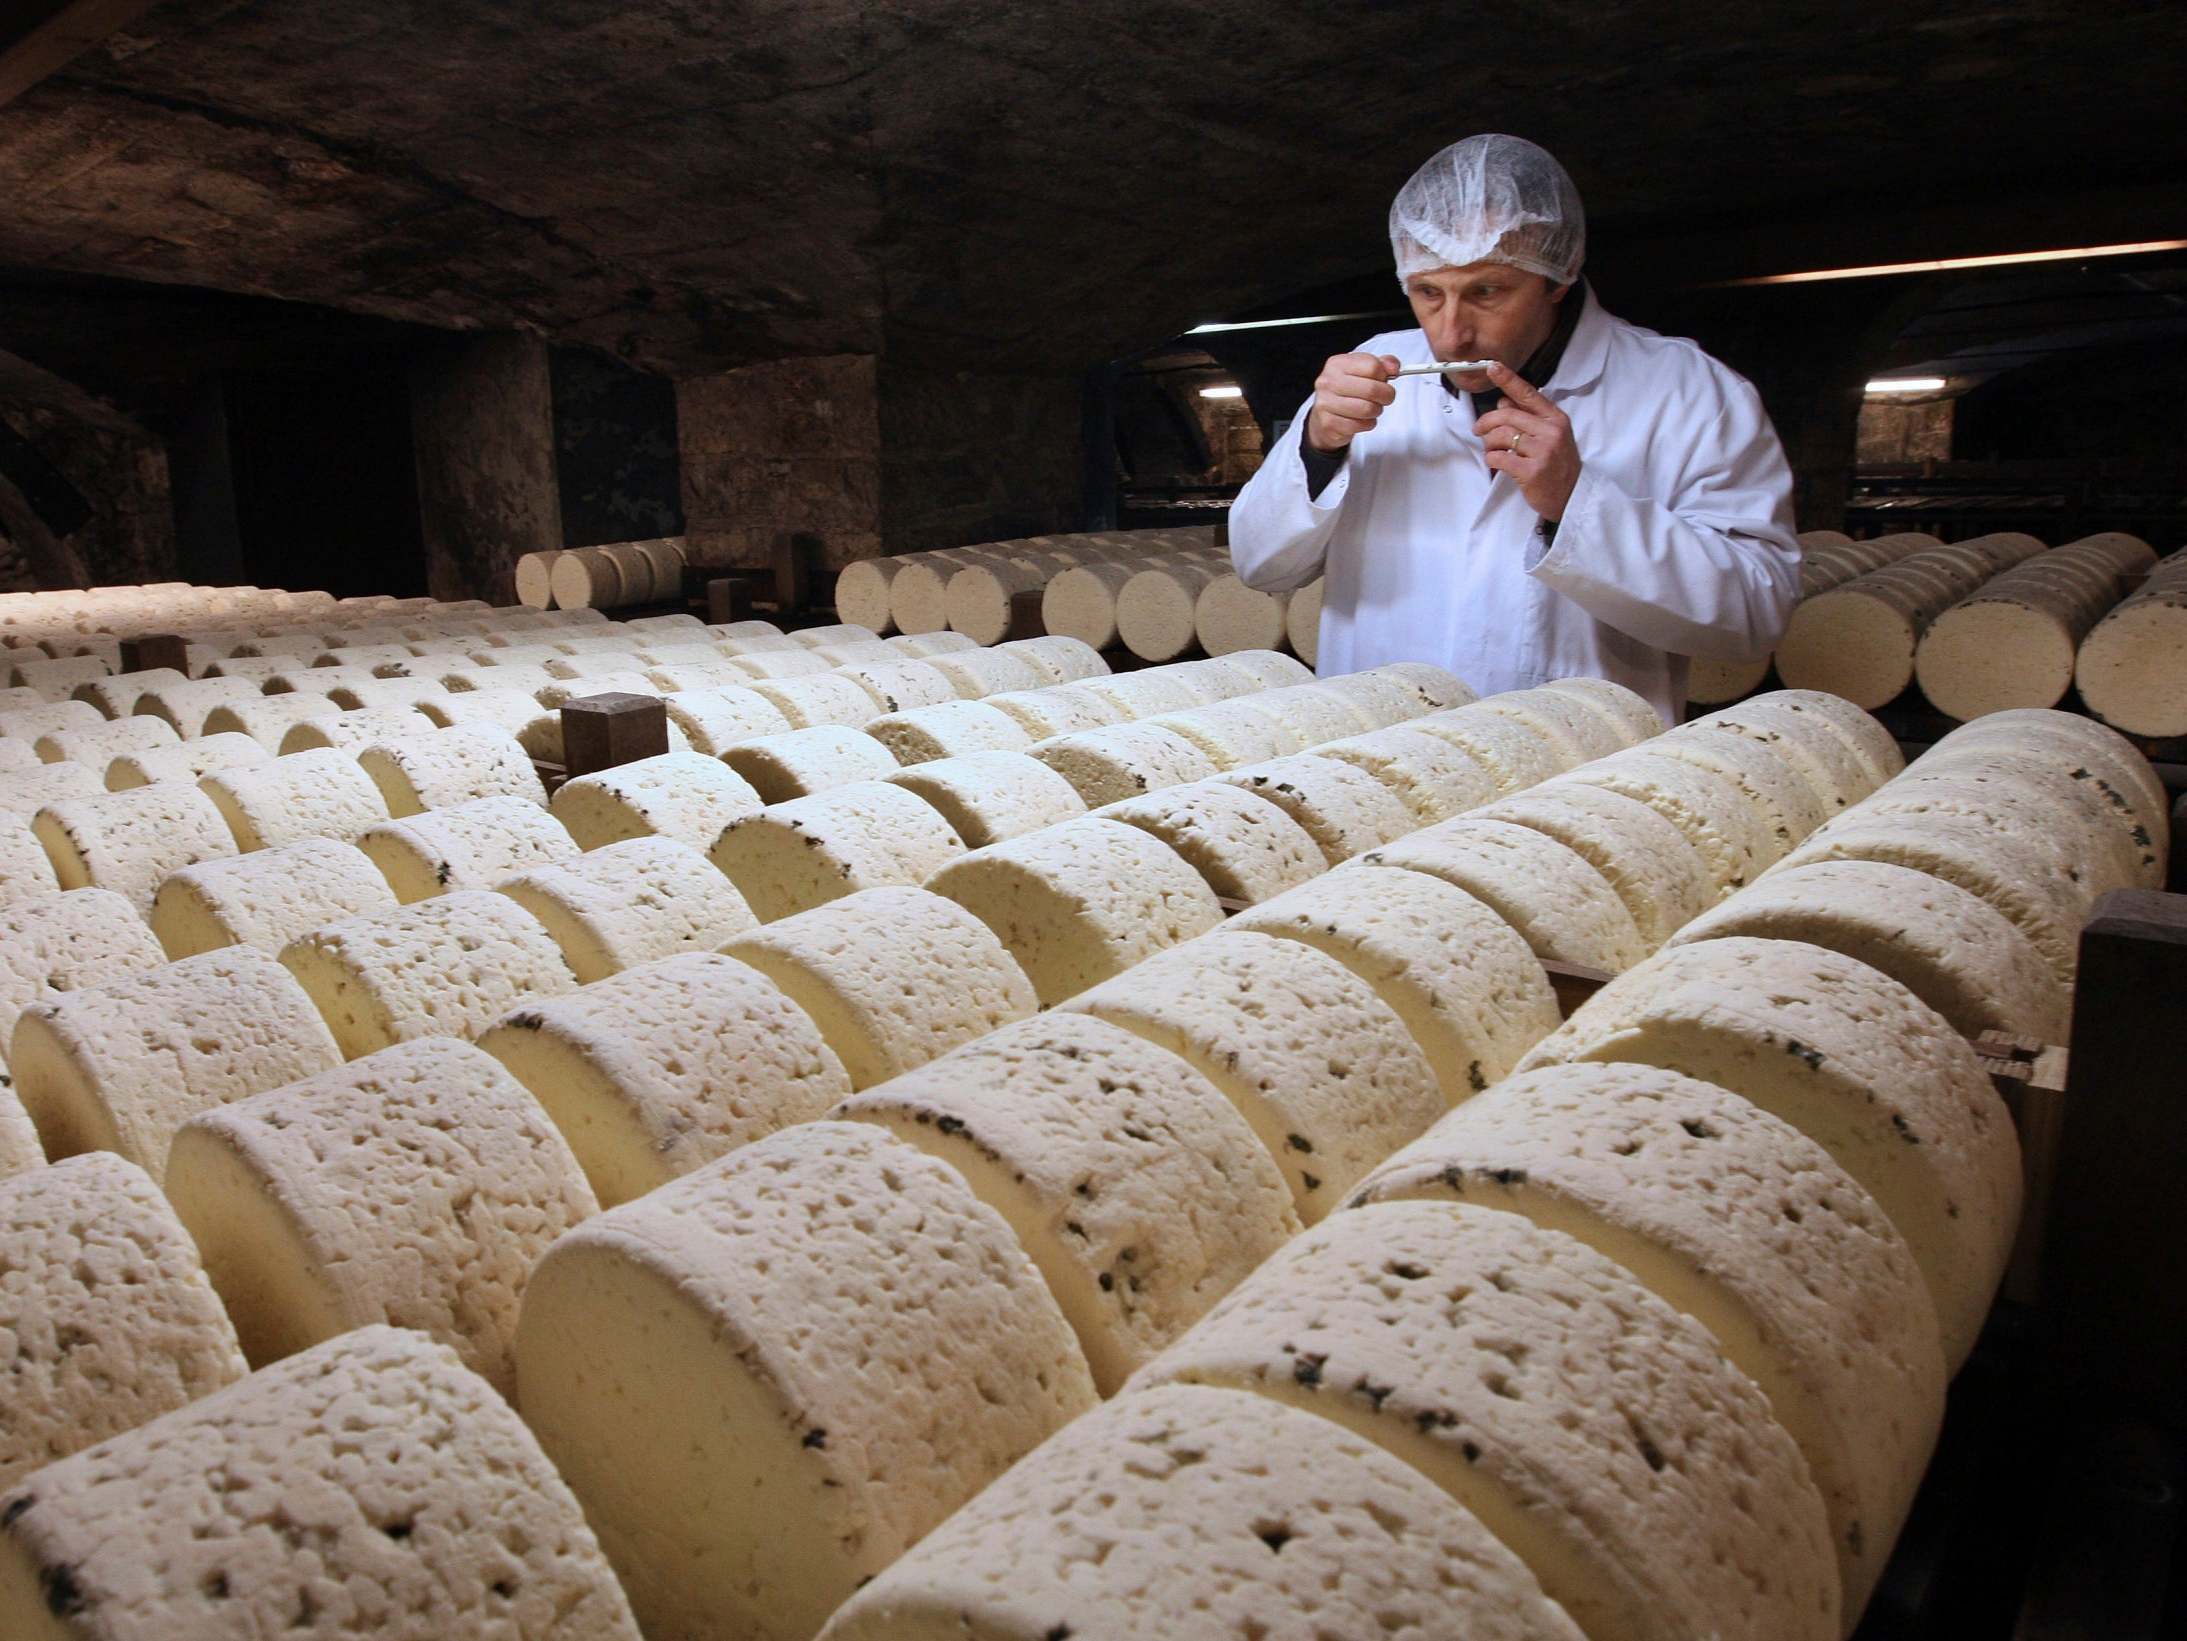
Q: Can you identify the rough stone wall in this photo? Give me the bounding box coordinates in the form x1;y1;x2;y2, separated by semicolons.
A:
0;405;174;590
1856;399;1954;467
409;333;563;603
551;348;684;549
678;355;881;571
875;367;1082;559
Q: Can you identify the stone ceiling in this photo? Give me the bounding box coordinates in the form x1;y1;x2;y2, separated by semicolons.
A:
2;0;2182;379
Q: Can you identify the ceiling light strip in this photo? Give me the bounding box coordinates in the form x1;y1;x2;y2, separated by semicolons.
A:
1717;239;2187;287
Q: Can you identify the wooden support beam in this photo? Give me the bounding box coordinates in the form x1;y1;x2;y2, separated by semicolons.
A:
559;692;667;779
119;633;189;676
0;1;162;109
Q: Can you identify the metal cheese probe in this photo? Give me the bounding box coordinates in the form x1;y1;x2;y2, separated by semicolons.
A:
1390;359;1497;377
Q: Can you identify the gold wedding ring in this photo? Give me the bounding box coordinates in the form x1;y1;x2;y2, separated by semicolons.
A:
1510;430;1525;453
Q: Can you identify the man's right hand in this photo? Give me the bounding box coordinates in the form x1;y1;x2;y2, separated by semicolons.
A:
1304;352;1401;453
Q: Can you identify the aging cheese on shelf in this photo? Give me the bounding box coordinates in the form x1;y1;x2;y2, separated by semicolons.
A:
1473;783;1713;951
1078;667;1218;719
552;748;765;850
1681;698;1881;816
201;745;390;853
724;725;900;804
835;657;959;714
1215;753;1418;864
0;887;167;1045
1647;724;1831;854
106;731;272;791
710;781;968;922
34;715;179;771
1094;779;1326;907
356;723;543;815
0;815;59;909
196;691;340;749
0;700;103;742
660;684;795;754
1313;724;1502;824
358;792;580;901
1312;669;1428;729
515;1121;1096;1641
496;835;756;983
0;761;102;818
747;672;885;731
1030;721;1223;807
164;1037;596;1395
885;749;1088;847
1141;703;1296;770
1536;674;1668;743
1550;749;1778;900
150;835;399;959
278;703;436;754
1471;686;1627;763
996;634;1107;686
32;783;240;913
979;684;1126;740
1402;703;1570;793
866;699;1036;764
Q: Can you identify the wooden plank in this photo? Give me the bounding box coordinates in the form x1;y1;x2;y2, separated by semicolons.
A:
1540;958;1611;1019
118;633;189;675
2043;888;2187;1422
559;692;667;779
705;576;754;625
0;0;160;109
1980;1030;2070;1309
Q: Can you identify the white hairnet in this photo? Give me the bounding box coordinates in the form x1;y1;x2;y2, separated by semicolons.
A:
1389;134;1586;287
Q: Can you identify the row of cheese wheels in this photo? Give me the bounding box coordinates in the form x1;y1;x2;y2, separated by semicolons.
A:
513;537;687;609
4;685;2148;1636
833;527;1215;637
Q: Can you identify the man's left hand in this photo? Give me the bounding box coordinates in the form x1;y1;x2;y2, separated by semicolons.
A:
1475;362;1582;523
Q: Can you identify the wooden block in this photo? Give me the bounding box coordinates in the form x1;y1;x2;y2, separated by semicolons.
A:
1541;957;1612;1020
771;531;820;618
2045;888;2187;1420
1003;588;1046;642
560;691;669;779
1979;1031;2070;1309
706;576;754;624
120;633;190;674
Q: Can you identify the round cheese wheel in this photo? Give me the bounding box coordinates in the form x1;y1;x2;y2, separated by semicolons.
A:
0;761;101;818
495;835;752;983
1531;675;1668;744
1925;707;2166;879
0;888;166;1045
1852;763;2148;899
834;556;905;633
115;731;279;793
1139;702;1295;770
1093;780;1323;908
516;1120;1095;1640
476;951;844;1205
1670;859;2066;1042
978;685;1124;739
1039;559;1138;649
550;546;626;610
1681;698;1878;816
317;643;419;673
35;715;178;770
993;635;1106;687
1078;667;1221;719
150;836;397;960
134;676;268;736
823;1380;1584;1641
165;1037;594;1395
356;724;542;815
1472;783;1713;951
884;629;978;658
1215;754;1417;864
279;890;577;1059
645;659;749;693
729;648;834;681
357;793;578;902
1918;539;2152;719
1686;652;1772;707
277;704;436;754
1;700;105;742
415;682;553;745
515;548;565;608
888;560;962;635
839;1013;1297;1392
724;886;1035;1089
1549;750;1777;901
1472;687;1624;763
33;783;239;913
0;1325;641;1638
9;946;340;1182
0;1152;247;1490
1351;1062;1943;1620
324;676;447;715
865;699;1035;764
200;745;390;851
197;692;338;748
0;734;42;772
10;655;111;700
2076;548;2187;736
834;658;958;714
1402;704;1568;793
1312;669;1426;729
1514;935;2022;1369
927;816;1224;1007
1226;866;1559;1102
711;781;967;922
1193;573;1288;655
724;725;899;804
659;685;794;754
551;748;764;850
1217;648;1314;691
1135;1200;1840;1641
1314;724;1502;823
886;750;1088;847
1360;816;1649;973
943;560;1050;646
746;672;883;731
923;648;1043;701
1647;725;1830;855
72;669;187;721
543;650;652;680
630;537;686;600
1029;722;1221;808
1064;931;1443;1221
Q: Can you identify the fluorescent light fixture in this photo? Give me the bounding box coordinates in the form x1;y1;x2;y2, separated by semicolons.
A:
1865;376;1948;394
1720;239;2187;287
1199;384;1244;399
1187;309;1397;334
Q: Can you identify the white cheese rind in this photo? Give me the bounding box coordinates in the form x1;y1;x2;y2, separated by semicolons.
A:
747;672;885;730
710;781;968;922
0;1325;641;1640
0;762;102;818
979;684;1126;739
277;703;436;754
1093;779;1326;907
196;691;339;749
31;784;239;914
660;685;795;754
1314;724;1503;823
724;725;900;803
0;816;59;909
866;699;1036;763
551;748;764;849
724;886;1036;1089
514;1120;1096;1641
105;732;271;791
1549;748;1778;900
1473;783;1714;951
927;817;1224;1007
0;1152;248;1490
8;946;341;1182
0;888;166;1049
1215;753;1419;864
358;792;580;901
838;1013;1300;1393
201;746;391;851
278;889;578;1059
495;835;756;984
164;1037;596;1395
1029;721;1222;807
150;836;399;959
1513;935;2022;1369
884;750;1088;847
356;723;543;815
1403;703;1570;793
34;716;178;771
820;1382;1585;1641
1130;1201;1841;1641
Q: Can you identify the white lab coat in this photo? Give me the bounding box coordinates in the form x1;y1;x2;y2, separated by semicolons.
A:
1228;287;1800;725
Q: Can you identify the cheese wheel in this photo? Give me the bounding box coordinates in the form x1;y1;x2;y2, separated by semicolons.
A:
1314;723;1502;822
1924;708;2166;879
1030;721;1222;808
35;715;178;770
1514;936;2021;1368
1132;1201;1840;1641
1118;560;1226;661
2075;547;2187;736
885;628;978;657
0;1071;39;1177
196;691;338;749
834;556;905;633
1550;749;1777;901
0;888;166;1045
1536;674;1668;742
1648;724;1830;854
834;658;958;714
1093;781;1322;907
1669;859;2066;1042
822;1380;1584;1641
1401;703;1569;792
68;669;183;720
33;784;239;913
1351;1063;1944;1616
724;886;1035;1089
1;700;103;741
1852;763;2149;899
886;749;1087;847
0;737;38;772
839;1013;1298;1392
279;890;578;1059
1470;688;1623;764
1360;816;1650;972
1473;783;1714;951
1214;648;1310;691
150;836;399;959
515;548;565;608
646;659;750;693
729;647;834;680
543;753;755;856
629;538;687;600
1310;669;1423;730
356;723;541;815
0;816;58;909
317;643;419;673
1682;698;1878;816
550;545;626;610
445;659;562;694
866;699;1035;764
1078;668;1216;718
106;730;271;792
0;1152;247;1490
785;622;878;650
1214;753;1417;864
496;835;756;983
165;1037;594;1395
944;560;1050;645
0;1325;640;1638
476;952;846;1205
925;648;1044;700
724;725;899;803
1285;577;1323;664
746;672;882;731
358;793;578;902
134;676;266;737
516;1120;1095;1641
262;664;378;698
711;781;967;922
974;686;1123;739
323;676;447;714
1193;572;1289;657
928;817;1224;1007
198;745;389;851
9;655;110;699
1063;931;1443;1220
1138;701;1293;770
996;634;1107;685
1040;558;1140;649
1225;867;1560;1102
1686;652;1772;707
0;760;101;817
658;684;794;755
414;683;554;750
888;559;962;634
276;703;436;754
1732;688;1904;789
9;946;340;1182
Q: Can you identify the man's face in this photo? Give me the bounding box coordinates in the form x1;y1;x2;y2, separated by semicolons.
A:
1404;262;1569;391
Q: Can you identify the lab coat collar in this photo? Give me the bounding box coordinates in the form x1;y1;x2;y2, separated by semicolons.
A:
1550;282;1613;397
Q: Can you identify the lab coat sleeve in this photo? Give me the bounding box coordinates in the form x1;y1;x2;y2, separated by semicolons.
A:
1227;407;1356;594
1528;377;1802;663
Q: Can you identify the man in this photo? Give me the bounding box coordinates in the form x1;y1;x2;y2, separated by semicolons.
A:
1228;133;1800;725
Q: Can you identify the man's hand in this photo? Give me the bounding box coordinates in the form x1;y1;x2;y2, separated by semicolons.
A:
1305;352;1401;453
1475;361;1582;522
